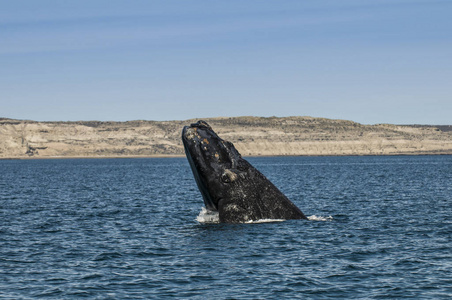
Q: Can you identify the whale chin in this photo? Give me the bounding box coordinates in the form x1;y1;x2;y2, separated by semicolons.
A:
182;125;217;211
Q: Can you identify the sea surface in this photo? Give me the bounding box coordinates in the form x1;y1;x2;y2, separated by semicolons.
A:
1;156;451;299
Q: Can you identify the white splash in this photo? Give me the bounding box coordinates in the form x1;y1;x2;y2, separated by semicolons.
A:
308;215;333;221
245;218;286;224
196;207;220;223
196;208;333;223
195;208;286;224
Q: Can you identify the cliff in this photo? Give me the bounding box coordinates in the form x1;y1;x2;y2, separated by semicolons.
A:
1;116;451;159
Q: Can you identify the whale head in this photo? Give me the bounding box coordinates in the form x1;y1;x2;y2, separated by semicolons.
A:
182;120;250;211
182;120;307;223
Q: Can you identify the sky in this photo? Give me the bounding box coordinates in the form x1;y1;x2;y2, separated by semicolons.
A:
1;0;451;124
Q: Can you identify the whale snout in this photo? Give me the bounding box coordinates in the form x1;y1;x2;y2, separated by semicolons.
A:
182;126;198;142
190;120;211;130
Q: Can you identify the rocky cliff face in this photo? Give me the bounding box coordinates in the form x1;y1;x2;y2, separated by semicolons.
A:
1;116;451;159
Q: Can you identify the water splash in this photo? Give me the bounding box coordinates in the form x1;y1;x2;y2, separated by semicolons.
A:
196;207;219;223
245;219;285;224
308;215;333;221
195;208;285;224
196;207;333;223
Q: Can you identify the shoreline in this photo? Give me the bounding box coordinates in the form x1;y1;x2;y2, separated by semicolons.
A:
0;154;185;161
2;116;451;160
2;152;452;161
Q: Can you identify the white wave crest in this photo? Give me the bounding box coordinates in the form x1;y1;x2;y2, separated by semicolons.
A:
196;207;220;223
308;215;333;221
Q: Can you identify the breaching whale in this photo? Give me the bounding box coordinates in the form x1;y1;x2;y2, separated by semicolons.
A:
182;120;307;223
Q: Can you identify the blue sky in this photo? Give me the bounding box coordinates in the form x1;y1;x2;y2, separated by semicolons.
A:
1;0;451;124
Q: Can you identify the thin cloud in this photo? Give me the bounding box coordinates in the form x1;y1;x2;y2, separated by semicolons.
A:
1;12;380;55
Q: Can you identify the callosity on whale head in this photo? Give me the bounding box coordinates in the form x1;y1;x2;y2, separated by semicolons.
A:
182;120;307;223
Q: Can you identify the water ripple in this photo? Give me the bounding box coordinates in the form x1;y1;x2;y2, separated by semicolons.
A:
1;156;451;299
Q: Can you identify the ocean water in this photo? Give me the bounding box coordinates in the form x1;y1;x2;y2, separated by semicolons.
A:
1;156;451;299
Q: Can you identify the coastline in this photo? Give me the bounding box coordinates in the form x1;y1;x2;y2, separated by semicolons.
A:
1;116;452;160
0;154;186;160
2;152;452;161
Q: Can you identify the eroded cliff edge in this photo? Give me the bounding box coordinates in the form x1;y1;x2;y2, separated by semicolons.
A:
1;116;451;159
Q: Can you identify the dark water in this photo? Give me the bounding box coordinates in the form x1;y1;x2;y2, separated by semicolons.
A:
1;156;451;299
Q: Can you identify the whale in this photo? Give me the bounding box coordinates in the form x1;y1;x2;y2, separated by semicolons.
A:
182;120;307;223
